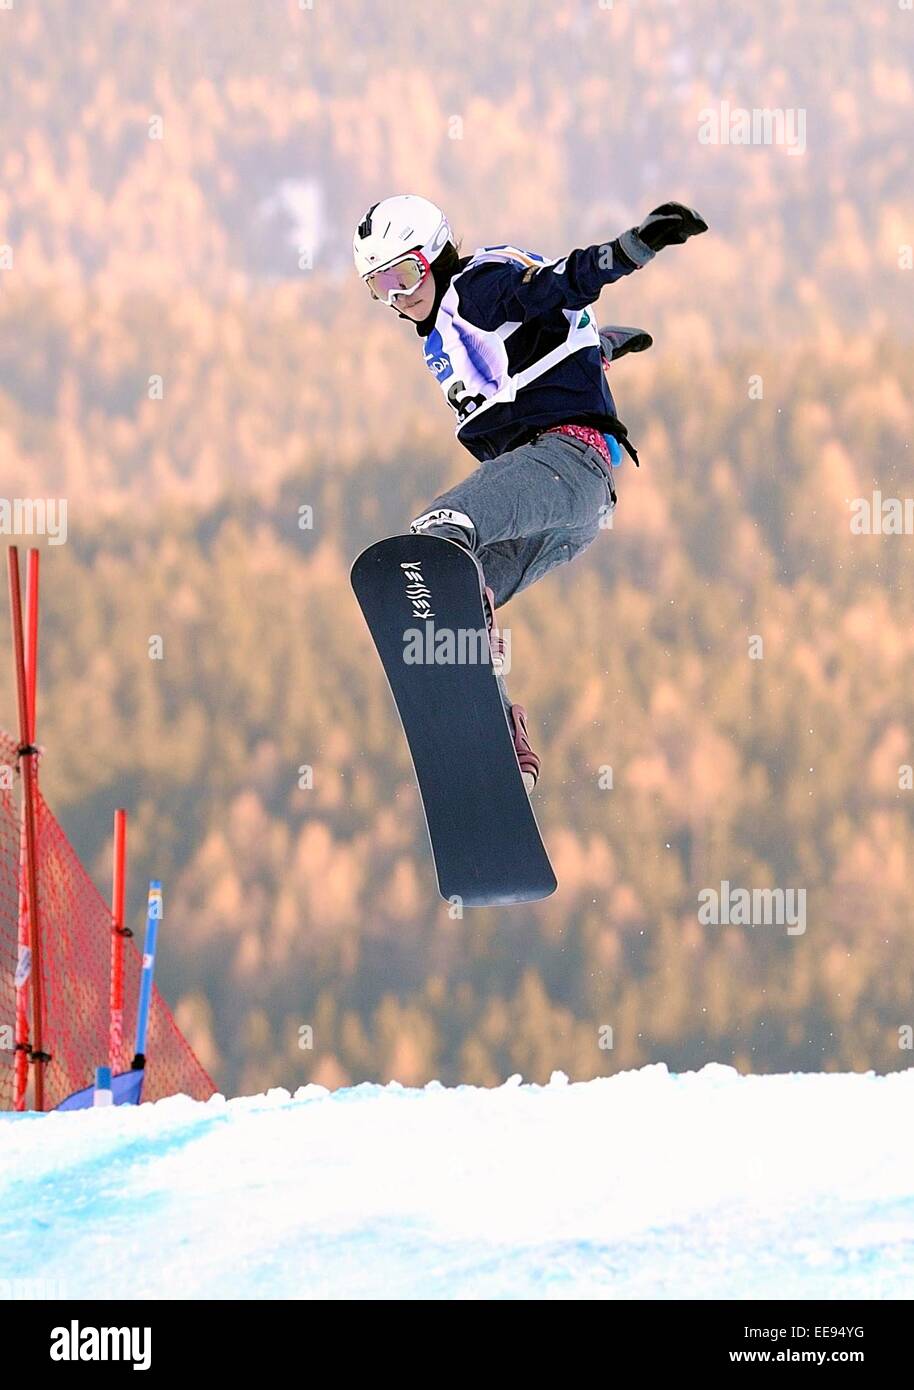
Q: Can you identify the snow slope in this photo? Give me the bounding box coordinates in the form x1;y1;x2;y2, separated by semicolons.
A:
2;1065;913;1300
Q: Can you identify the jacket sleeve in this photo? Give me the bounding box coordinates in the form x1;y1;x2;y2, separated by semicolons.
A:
456;232;656;330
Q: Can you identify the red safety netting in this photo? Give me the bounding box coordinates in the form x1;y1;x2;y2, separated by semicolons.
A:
0;729;215;1111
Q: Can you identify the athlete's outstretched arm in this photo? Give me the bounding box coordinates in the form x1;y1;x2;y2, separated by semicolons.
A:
460;202;708;329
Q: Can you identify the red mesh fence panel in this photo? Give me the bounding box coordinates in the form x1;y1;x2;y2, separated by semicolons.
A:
0;728;215;1110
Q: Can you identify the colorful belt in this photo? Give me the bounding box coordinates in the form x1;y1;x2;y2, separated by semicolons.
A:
543;422;613;468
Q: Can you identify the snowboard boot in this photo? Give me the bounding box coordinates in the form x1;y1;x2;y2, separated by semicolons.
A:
481;590;539;791
409;509;477;552
509;704;541;794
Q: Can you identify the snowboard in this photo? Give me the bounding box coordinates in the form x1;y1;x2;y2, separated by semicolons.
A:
351;534;557;906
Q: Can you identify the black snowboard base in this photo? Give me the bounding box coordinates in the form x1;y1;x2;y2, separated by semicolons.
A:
351;534;557;907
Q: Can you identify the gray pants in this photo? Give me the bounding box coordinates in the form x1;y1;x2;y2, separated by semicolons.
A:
410;430;617;709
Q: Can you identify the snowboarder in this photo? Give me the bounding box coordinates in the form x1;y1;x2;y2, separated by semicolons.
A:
353;195;707;790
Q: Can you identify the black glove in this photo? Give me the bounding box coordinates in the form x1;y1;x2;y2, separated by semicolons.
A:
635;203;708;252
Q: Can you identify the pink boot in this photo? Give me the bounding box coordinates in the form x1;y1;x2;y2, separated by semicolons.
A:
510;704;541;793
481;588;540;791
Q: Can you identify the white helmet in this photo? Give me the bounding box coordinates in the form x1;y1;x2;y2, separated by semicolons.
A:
353;194;452;283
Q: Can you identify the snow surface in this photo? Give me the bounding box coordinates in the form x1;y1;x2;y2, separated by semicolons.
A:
2;1064;913;1300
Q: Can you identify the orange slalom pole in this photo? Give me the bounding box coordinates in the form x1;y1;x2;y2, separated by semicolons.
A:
110;809;127;1068
14;551;40;1108
25;548;38;743
8;547;46;1111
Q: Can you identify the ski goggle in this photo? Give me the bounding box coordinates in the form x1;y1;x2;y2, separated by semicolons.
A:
364;251;431;305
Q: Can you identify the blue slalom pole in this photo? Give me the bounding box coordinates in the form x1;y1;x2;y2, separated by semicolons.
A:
131;880;162;1072
55;884;162;1110
93;1065;113;1107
